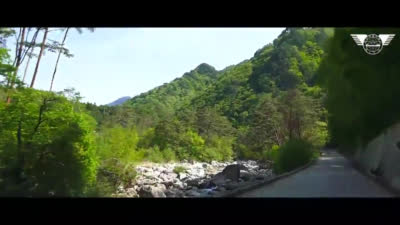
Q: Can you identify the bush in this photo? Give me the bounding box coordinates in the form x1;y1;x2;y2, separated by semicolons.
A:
137;128;156;149
274;139;314;174
144;146;164;163
197;136;234;162
263;144;280;162
94;125;144;192
175;146;191;161
162;148;177;162
95;126;140;162
181;130;205;160
236;144;262;161
97;161;137;187
173;166;187;174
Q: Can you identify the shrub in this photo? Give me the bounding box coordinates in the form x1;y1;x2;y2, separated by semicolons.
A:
263;144;280;162
208;136;234;161
177;130;205;161
274;139;314;174
137;128;156;149
144;146;164;163
95;161;137;192
173;166;187;174
236;144;262;161
162;148;177;162
95;125;143;191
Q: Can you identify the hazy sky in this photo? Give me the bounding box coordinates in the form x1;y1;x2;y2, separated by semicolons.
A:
6;28;284;105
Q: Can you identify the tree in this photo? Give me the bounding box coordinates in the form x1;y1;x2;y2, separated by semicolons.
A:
22;28;41;84
50;27;95;91
30;27;48;88
277;89;319;141
0;88;98;196
195;107;234;142
6;28;25;103
317;28;400;150
248;94;283;151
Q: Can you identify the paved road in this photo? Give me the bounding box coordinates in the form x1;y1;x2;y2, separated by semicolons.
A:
239;149;395;197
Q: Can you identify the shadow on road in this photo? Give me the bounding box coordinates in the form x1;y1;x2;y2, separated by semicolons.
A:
238;148;395;198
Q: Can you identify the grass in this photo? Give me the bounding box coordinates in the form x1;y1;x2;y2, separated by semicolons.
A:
173;166;187;174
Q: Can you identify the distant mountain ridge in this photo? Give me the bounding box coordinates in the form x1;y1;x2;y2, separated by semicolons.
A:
107;96;131;106
121;28;333;130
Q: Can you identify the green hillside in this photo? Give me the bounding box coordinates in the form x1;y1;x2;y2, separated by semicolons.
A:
0;27;336;196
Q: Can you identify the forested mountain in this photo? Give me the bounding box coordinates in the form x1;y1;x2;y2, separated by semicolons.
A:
190;28;331;126
121;28;332;129
112;28;331;135
122;63;220;131
0;27;335;197
107;96;131;106
94;27;333;161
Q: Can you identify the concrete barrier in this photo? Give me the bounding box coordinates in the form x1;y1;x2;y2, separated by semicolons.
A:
352;122;400;193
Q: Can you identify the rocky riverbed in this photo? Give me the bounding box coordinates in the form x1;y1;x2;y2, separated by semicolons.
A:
113;160;275;198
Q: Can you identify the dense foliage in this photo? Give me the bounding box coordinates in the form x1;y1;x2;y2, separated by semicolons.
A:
1;27;334;196
82;28;333;194
318;28;400;152
0;88;98;196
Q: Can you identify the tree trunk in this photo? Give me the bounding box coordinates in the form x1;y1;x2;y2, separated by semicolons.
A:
288;106;293;139
6;27;26;103
16;114;25;183
22;49;33;84
30;27;48;89
50;28;69;91
22;28;40;84
16;27;26;73
22;27;40;83
12;28;22;67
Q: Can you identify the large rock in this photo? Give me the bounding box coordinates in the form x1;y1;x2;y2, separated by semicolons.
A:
138;184;167;198
209;164;246;186
221;164;241;181
210;173;226;186
240;171;252;181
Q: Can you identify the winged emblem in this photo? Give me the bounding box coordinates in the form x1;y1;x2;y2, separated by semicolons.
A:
351;34;368;46
379;34;396;46
351;34;395;55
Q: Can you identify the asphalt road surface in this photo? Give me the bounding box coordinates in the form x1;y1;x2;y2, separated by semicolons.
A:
238;149;395;197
